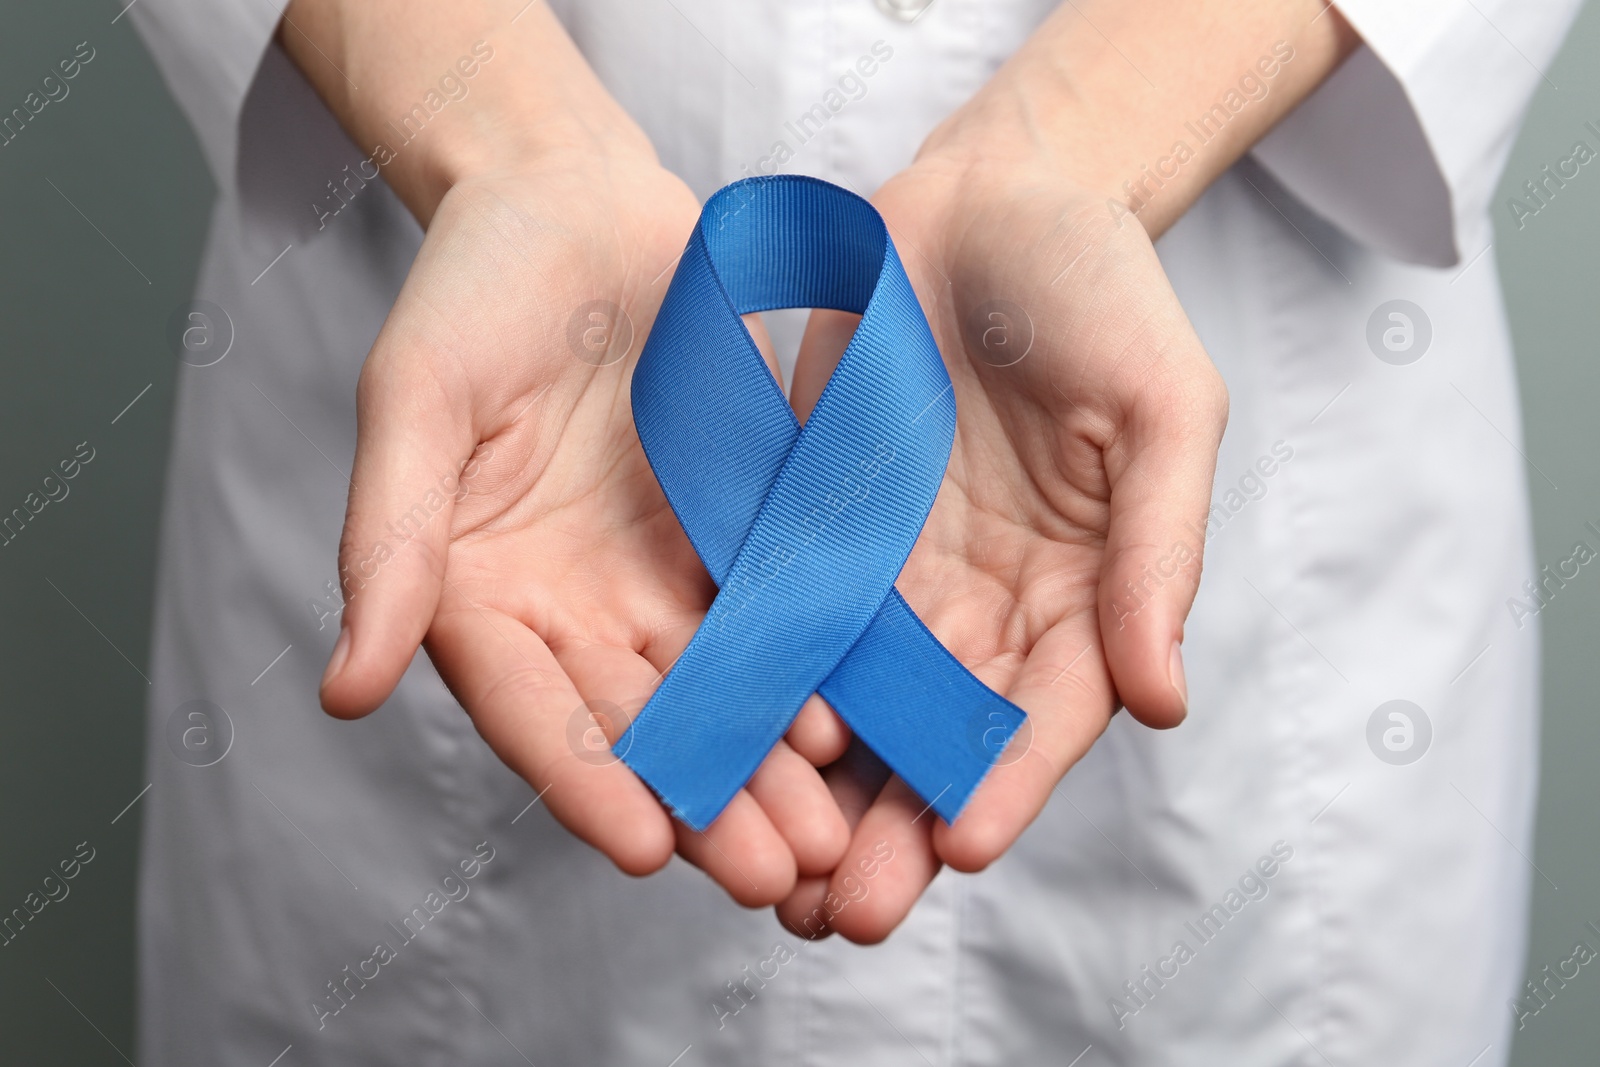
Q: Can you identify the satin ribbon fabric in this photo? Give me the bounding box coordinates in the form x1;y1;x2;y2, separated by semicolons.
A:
619;175;1026;832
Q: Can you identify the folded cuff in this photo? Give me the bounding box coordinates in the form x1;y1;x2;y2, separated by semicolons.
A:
1252;0;1581;267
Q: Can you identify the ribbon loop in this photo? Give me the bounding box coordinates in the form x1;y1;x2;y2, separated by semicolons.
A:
621;175;1025;831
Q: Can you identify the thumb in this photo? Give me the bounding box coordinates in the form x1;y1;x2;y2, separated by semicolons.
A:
1097;368;1227;730
321;350;476;718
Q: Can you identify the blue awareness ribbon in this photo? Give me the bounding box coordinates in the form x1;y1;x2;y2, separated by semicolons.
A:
618;175;1026;832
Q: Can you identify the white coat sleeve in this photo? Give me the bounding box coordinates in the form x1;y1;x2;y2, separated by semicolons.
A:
126;0;282;185
1251;0;1583;267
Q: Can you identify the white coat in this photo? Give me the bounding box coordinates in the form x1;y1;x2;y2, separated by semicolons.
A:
127;1;1580;1063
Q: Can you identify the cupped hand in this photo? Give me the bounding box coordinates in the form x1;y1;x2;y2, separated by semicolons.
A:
776;160;1228;942
319;151;849;905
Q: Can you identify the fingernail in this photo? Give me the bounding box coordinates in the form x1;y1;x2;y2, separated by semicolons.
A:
322;628;352;689
1168;640;1188;715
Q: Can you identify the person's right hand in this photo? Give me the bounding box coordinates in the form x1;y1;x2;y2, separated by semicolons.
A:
317;148;850;906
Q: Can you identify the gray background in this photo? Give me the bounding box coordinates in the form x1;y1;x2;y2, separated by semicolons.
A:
0;2;1596;1063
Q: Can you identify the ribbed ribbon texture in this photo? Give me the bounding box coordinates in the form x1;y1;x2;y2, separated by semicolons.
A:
619;175;1026;831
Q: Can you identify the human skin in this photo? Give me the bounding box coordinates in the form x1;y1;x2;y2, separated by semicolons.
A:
282;0;1356;934
774;1;1358;942
282;0;844;906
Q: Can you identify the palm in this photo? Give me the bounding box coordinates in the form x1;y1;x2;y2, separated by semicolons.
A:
781;167;1225;940
328;163;845;904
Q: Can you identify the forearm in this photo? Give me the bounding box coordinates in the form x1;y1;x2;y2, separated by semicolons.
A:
277;0;654;225
920;0;1360;237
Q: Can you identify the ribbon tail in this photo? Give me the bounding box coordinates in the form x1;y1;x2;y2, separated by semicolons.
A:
820;590;1026;824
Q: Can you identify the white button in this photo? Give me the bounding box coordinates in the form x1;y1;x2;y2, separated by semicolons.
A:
875;0;933;22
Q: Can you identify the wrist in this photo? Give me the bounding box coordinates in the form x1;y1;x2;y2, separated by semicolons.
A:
404;93;660;223
912;46;1118;201
279;0;661;227
910;0;1358;240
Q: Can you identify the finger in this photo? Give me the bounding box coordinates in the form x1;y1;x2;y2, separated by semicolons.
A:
933;620;1116;873
634;618;843;895
674;792;798;908
646;617;857;870
559;638;803;901
821;777;941;946
784;695;851;767
1097;344;1227;729
774;740;891;939
321;333;477;719
425;591;674;877
744;742;850;877
776;876;833;941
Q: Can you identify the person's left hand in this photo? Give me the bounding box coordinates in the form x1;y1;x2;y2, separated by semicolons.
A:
773;156;1228;943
